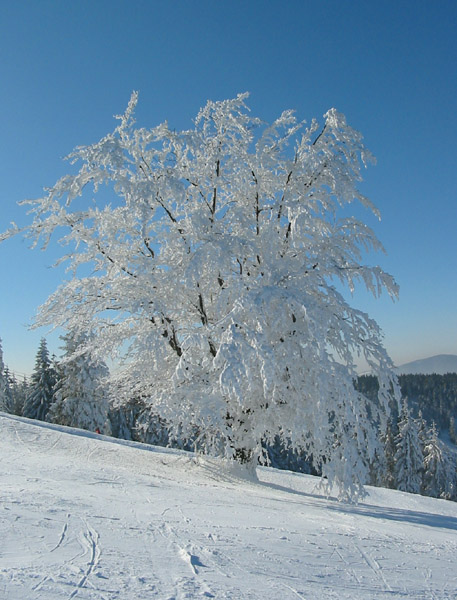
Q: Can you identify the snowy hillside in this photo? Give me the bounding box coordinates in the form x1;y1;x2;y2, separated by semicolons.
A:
396;354;457;375
2;413;457;599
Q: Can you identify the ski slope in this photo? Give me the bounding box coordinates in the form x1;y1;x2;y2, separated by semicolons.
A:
1;412;457;599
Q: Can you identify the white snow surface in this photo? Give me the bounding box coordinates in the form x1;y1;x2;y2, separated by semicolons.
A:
2;413;457;599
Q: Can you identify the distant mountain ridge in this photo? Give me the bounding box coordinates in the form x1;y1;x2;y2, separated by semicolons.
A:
395;354;457;375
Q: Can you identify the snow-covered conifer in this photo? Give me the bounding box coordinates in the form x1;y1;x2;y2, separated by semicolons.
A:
439;450;457;501
3;367;20;414
422;423;447;498
394;400;423;494
13;375;29;416
109;396;146;441
382;418;398;489
135;407;170;447
449;416;457;445
0;339;7;411
23;338;56;421
48;332;111;434
415;410;429;447
2;94;400;498
369;412;400;490
1;363;28;416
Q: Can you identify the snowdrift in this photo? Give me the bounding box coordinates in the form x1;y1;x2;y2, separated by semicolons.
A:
1;412;457;599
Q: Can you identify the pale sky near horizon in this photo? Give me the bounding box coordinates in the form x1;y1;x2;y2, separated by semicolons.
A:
1;0;456;377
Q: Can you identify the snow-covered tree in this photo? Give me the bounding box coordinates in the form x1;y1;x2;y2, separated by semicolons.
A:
3;367;14;413
135;407;171;447
415;410;428;446
265;437;315;475
449;416;457;445
1;93;400;498
394;399;423;494
14;375;29;416
109;396;144;441
0;338;7;411
439;450;457;501
48;331;111;434
2;367;24;415
422;423;447;498
369;416;397;489
382;418;399;489
0;353;28;416
23;338;56;421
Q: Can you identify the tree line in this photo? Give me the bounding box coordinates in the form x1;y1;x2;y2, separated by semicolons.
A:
357;374;457;443
356;374;457;499
0;336;110;433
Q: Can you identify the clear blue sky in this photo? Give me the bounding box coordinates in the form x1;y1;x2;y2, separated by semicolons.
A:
1;0;456;376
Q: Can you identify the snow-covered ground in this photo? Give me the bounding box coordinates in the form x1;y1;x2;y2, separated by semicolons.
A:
1;413;457;599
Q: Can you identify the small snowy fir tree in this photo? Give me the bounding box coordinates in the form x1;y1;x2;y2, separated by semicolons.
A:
3;367;19;414
2;93;400;499
369;424;392;488
23;338;56;421
394;399;423;494
48;331;111;434
382;418;398;489
109;395;150;441
135;406;170;447
449;416;457;445
414;410;429;449
2;364;28;416
13;375;29;416
422;423;448;498
0;338;7;412
440;450;457;501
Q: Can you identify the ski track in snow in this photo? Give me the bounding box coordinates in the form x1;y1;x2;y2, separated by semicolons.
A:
1;413;457;599
49;514;70;554
68;521;101;599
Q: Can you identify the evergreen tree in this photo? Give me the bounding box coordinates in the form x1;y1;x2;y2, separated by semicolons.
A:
264;436;315;475
0;338;7;411
369;417;396;489
22;338;56;421
109;396;145;441
383;418;399;489
439;450;457;501
394;399;423;494
14;375;29;416
449;416;457;445
422;423;448;498
3;367;24;415
3;367;13;413
135;407;170;447
415;410;428;446
48;331;111;434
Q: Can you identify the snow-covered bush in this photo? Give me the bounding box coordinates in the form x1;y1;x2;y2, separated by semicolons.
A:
2;93;400;499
